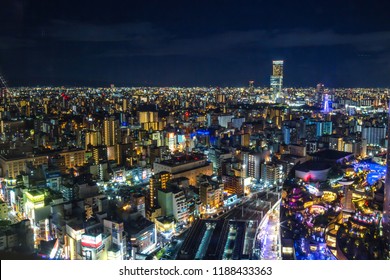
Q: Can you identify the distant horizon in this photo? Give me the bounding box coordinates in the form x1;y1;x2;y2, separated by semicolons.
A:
4;80;390;90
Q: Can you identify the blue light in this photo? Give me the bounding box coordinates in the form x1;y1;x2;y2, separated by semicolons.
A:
196;130;210;135
355;160;386;185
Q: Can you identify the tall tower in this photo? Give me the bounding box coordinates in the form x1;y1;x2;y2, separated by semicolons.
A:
270;60;284;102
316;83;325;105
248;80;254;94
323;93;331;114
384;100;390;258
103;116;118;146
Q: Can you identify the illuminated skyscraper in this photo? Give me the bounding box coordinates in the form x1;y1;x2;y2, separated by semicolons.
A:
270;60;284;102
85;130;102;149
103;116;118;147
323;93;331;114
148;171;172;209
248;153;261;180
138;111;158;124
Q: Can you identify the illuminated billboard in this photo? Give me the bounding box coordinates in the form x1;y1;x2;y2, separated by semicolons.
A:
81;233;103;248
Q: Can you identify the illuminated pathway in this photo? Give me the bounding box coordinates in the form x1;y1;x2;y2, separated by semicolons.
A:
256;199;281;260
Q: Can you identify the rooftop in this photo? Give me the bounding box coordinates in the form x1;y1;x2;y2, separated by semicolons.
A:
310;149;353;161
158;153;206;167
295;160;332;172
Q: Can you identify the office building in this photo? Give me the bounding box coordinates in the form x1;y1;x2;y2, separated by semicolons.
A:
199;181;223;211
148;171;172;209
248;153;261;181
270;60;284;102
362;125;387;147
261;162;284;186
103;116;118;147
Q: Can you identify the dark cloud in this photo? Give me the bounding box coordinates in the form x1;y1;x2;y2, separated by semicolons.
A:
268;30;390;50
45;21;171;43
93;28;390;59
1;0;390;87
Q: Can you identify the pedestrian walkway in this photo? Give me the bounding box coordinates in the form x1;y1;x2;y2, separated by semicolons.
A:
256;200;281;260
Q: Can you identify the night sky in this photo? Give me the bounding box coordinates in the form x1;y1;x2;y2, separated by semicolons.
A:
1;0;390;88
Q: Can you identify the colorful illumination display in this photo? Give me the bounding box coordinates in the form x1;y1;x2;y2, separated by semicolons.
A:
354;161;386;185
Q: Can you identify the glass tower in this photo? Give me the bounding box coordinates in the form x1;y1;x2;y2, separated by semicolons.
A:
270;60;284;102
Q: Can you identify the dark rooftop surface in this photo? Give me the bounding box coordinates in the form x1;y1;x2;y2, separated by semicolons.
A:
158;153;206;167
310;149;353;160
295;160;332;172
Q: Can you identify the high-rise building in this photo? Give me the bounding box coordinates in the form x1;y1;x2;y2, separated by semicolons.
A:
103;116;118;147
218;114;234;128
92;145;108;164
362;125;387;147
316;83;325;105
148;171;172;209
248;80;254;93
248;153;261;180
270;60;284;102
329;136;344;151
138;111;158;124
323;93;331;114
223;175;243;196
59;149;85;170
122;99;128;112
167;132;176;152
103;219;126;260
261;162;284;186
208;147;233;176
0;154;49;179
199;182;223;210
85;130;102;149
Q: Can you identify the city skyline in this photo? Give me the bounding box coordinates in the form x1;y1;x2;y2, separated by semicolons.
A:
0;84;389;260
0;1;390;262
1;1;390;87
